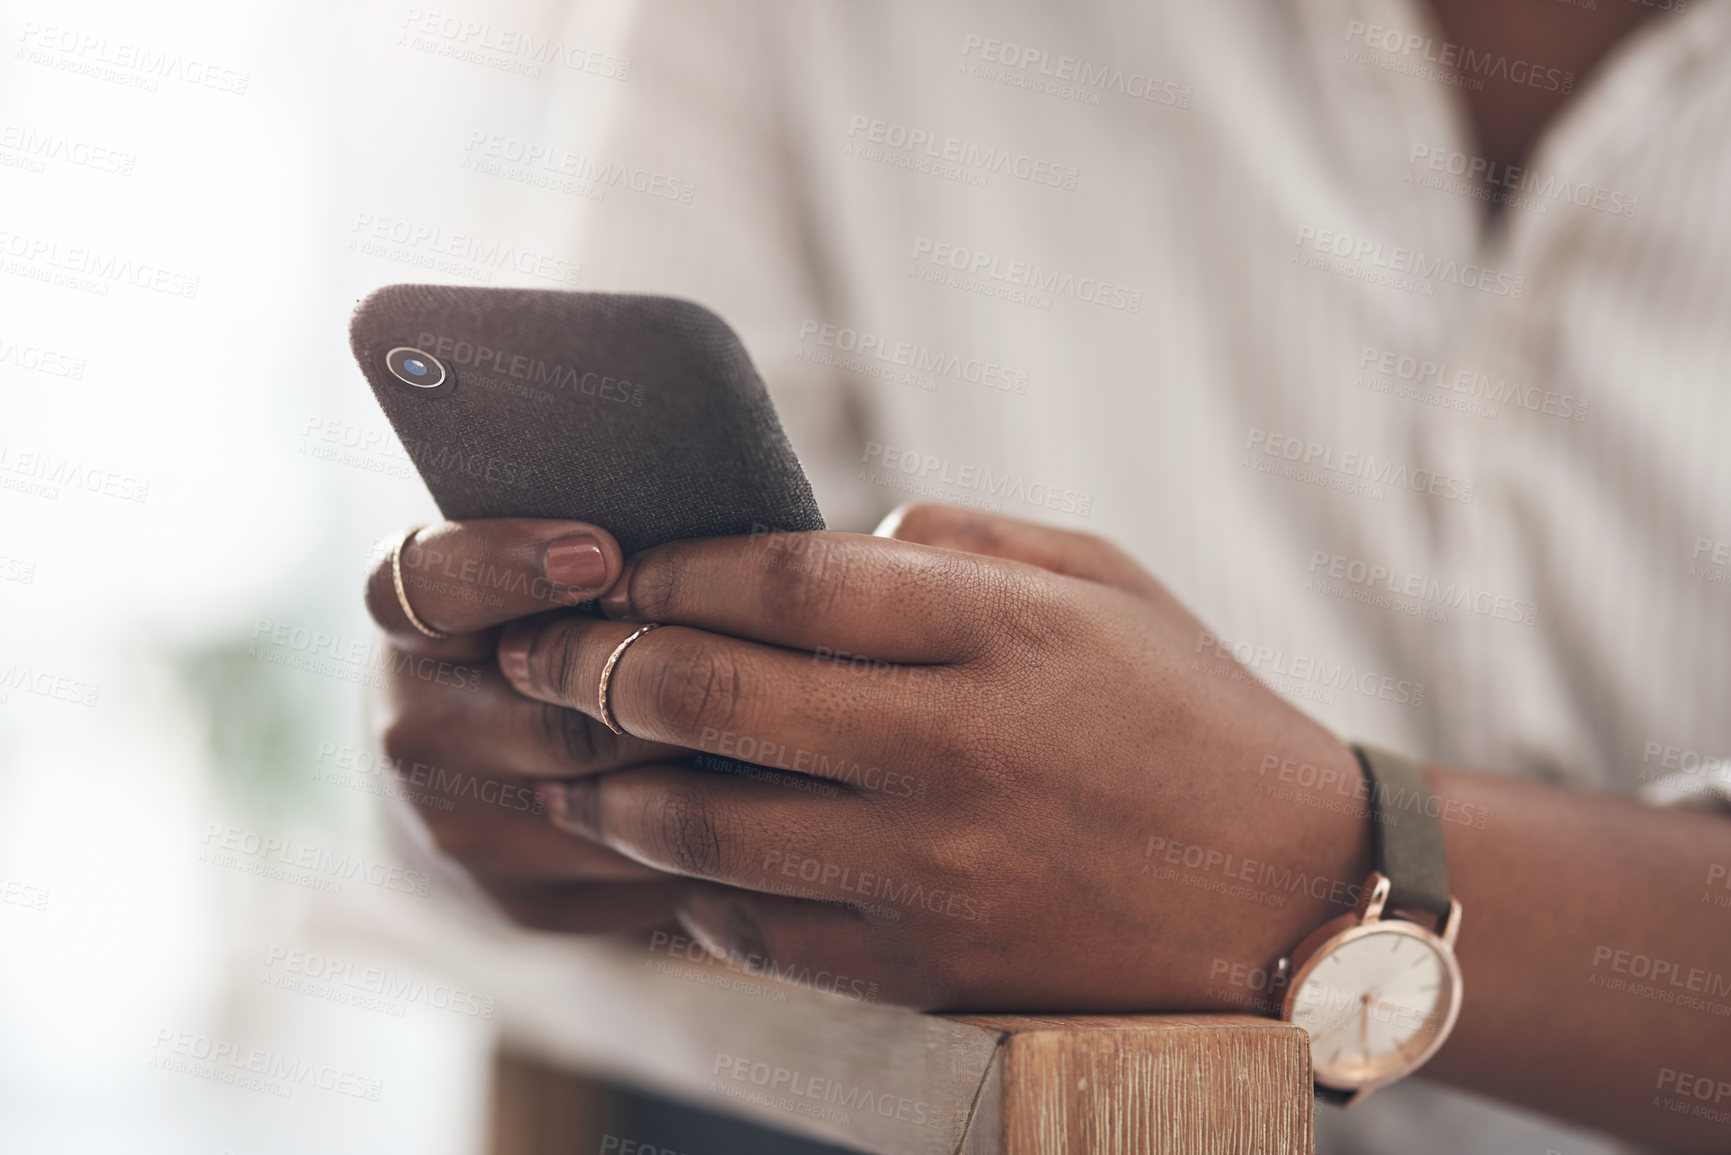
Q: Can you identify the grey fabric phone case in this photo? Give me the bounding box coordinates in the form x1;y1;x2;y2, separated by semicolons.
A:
350;284;825;554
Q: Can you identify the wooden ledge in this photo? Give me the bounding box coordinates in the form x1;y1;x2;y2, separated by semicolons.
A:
948;1015;1314;1155
309;898;1314;1154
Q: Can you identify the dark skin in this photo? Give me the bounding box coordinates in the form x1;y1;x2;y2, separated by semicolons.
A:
368;508;1731;1151
1423;0;1666;223
364;8;1729;1149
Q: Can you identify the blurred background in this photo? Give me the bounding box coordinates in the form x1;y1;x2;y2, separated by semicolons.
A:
8;0;1727;1152
0;1;696;1150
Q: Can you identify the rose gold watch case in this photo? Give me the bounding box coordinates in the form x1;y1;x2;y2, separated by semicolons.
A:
1278;873;1463;1105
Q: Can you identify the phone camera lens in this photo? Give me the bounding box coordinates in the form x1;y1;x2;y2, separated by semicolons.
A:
384;346;453;395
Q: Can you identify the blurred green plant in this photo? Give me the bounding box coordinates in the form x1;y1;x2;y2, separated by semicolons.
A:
173;630;351;826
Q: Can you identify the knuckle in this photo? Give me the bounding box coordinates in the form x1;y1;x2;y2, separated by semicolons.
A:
543;622;587;703
628;548;686;621
762;535;854;621
650;635;746;735
924;824;998;884
979;568;1057;656
650;787;732;878
537;702;615;768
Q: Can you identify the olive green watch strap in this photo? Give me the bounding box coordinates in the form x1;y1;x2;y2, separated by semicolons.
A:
1353;744;1452;919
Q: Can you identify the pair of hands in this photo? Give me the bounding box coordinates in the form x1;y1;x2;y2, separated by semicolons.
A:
365;505;1370;1011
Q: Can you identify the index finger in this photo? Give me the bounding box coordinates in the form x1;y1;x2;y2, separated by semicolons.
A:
365;519;624;655
599;531;1013;663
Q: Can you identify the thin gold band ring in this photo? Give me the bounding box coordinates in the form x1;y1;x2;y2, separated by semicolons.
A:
392;526;448;640
598;623;660;735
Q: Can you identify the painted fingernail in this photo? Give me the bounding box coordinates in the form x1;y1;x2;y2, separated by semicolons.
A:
545;533;609;592
497;623;534;685
599;561;635;618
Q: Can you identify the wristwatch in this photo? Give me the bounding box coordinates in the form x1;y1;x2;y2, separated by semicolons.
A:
1274;744;1463;1107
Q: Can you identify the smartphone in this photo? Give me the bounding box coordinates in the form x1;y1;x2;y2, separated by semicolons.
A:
348;284;825;555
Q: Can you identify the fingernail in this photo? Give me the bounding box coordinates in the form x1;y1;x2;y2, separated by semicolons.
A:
545;779;599;838
599;561;635;619
536;782;567;824
545;533;609;592
497;622;533;684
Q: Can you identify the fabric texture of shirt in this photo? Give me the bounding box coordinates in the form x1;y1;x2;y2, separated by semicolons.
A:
565;1;1731;1150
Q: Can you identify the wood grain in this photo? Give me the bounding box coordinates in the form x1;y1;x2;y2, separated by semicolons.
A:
954;1016;1313;1155
489;1011;1314;1155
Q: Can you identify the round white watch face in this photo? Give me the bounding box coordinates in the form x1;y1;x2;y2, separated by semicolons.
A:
1287;921;1461;1089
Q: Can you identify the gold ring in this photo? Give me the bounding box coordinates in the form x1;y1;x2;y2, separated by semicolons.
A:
598;623;660;735
392;526;448;640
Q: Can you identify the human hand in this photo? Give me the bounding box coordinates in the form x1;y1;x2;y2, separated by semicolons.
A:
494;504;1375;1010
363;518;695;933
